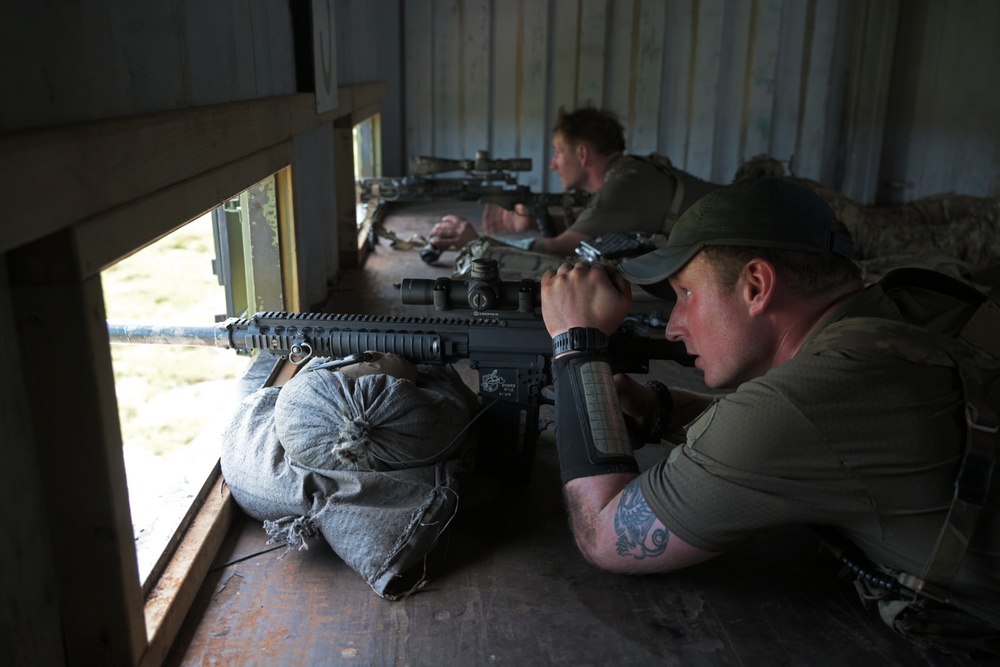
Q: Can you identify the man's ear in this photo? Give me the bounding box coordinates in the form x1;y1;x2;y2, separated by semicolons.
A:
742;258;777;316
575;141;589;166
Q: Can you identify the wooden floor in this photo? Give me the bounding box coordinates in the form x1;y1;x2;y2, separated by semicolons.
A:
167;202;992;666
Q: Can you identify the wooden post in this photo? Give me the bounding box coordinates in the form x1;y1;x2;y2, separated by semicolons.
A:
8;229;147;665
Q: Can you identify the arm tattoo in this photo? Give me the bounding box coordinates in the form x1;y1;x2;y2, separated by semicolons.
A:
614;480;669;559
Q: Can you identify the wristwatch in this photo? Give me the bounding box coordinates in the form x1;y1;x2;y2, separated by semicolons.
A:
552;327;610;356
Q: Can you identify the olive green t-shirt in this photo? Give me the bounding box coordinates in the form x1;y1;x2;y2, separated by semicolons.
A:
570;155;718;238
639;282;1000;625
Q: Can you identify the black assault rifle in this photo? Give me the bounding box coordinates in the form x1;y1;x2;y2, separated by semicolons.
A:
359;153;591;263
107;260;692;480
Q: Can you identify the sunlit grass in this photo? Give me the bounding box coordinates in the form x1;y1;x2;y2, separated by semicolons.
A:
102;213;248;457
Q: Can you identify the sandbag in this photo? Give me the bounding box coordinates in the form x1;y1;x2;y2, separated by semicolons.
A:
219;363;481;599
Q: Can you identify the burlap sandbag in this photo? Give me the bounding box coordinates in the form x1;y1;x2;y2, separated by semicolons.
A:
274;364;476;471
219;363;481;599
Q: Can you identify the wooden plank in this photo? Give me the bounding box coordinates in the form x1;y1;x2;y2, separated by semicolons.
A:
519;0;550;191
0;83;386;255
8;263;147;666
71;142;294;281
291;123;338;310
0;255;64;666
405;0;435;161
276;167;301;313
630;0;668;155
109;3;190;113
660;0;695;166
139;475;236;667
462;0;491;158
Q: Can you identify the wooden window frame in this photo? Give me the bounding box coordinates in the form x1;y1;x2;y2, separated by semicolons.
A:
3;83;385;667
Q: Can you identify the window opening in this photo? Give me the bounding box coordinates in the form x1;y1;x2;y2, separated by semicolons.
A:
103;173;287;590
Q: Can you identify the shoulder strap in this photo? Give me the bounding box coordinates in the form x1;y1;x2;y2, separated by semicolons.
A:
636;154;685;223
804;313;999;603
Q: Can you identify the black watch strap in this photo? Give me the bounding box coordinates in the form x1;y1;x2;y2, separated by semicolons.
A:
552;327;610;356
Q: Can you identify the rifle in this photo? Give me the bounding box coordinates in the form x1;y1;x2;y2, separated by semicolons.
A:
358;153;591;263
107;259;693;480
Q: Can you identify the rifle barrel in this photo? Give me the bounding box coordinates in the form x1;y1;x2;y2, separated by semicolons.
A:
107;322;225;348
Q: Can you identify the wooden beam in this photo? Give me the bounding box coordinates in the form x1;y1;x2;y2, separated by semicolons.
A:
139;474;236;667
71;141;294;281
9;241;147;666
0;83;387;256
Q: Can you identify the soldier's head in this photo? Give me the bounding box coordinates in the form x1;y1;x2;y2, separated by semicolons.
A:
618;178;862;388
552;106;625;155
550;105;625;191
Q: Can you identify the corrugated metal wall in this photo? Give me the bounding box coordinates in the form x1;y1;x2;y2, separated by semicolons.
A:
394;0;999;203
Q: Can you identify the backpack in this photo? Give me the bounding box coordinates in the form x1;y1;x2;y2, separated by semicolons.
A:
803;267;1000;654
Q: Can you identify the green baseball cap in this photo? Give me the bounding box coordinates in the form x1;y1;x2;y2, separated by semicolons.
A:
618;177;856;286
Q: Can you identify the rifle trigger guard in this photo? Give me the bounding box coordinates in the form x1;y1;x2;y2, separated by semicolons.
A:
288;341;314;365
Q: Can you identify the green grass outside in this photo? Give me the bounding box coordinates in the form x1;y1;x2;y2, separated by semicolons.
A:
101;214;249;458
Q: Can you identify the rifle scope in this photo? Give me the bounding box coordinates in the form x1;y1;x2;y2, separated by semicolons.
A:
410;151;532;176
401;258;540;314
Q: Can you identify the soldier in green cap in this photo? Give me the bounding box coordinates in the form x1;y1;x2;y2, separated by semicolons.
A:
540;177;1000;654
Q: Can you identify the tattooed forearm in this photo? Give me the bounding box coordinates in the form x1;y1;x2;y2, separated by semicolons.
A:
614;480;669;559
